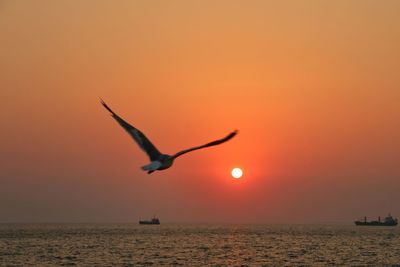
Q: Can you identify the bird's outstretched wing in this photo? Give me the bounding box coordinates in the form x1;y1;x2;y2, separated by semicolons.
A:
172;130;238;159
100;99;162;161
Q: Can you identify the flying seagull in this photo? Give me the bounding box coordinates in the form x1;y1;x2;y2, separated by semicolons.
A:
100;100;238;174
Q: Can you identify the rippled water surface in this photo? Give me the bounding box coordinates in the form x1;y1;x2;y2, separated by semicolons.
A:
1;224;399;266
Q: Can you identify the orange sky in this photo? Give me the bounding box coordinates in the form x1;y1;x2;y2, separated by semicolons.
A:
1;1;399;223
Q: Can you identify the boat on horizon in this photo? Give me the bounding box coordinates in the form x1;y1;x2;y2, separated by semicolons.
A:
139;217;160;225
355;214;398;226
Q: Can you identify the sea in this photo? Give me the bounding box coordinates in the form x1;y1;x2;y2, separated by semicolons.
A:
0;223;399;266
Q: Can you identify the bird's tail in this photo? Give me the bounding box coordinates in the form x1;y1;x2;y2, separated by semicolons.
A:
100;99;115;115
141;161;162;171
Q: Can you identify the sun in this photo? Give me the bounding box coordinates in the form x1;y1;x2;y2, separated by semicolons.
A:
231;168;243;179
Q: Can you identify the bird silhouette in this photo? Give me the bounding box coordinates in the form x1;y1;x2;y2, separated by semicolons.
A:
101;100;238;174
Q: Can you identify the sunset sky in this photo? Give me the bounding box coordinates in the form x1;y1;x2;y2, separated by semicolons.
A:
1;1;399;223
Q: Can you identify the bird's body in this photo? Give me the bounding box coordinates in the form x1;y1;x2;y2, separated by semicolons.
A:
100;100;237;174
142;154;174;174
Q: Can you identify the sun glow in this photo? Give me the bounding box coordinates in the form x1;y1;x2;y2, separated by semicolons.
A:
231;168;243;179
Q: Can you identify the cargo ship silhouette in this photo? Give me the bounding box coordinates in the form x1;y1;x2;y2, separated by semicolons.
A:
139;217;160;225
355;214;398;226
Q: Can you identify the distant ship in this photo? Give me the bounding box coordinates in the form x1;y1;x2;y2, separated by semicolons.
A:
355;214;398;226
139;217;160;225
